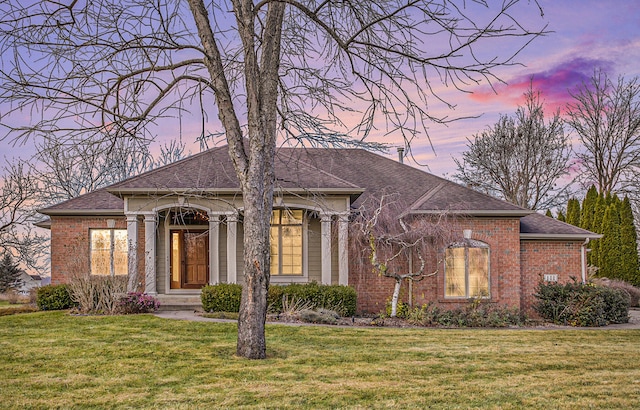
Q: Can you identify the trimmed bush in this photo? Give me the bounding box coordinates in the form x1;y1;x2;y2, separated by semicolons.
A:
268;283;357;317
202;282;357;316
36;284;77;311
534;280;630;327
117;293;160;314
403;301;524;327
201;283;242;313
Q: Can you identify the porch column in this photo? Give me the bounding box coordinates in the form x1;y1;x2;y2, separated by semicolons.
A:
337;212;349;286
125;213;139;292
143;213;157;295
320;213;332;285
208;213;221;285
226;213;238;284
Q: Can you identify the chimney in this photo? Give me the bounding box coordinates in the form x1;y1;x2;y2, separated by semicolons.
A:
397;147;404;164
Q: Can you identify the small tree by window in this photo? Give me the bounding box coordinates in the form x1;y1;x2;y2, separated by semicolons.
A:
90;229;127;276
445;240;490;298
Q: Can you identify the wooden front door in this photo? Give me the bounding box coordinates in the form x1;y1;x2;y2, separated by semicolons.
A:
170;230;209;289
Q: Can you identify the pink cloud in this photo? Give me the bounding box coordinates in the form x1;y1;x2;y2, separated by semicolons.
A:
470;57;614;113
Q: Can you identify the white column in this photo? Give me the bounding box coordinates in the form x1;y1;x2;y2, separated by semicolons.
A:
226;213;238;284
338;213;349;286
143;213;157;295
125;214;139;292
208;213;221;285
320;213;333;285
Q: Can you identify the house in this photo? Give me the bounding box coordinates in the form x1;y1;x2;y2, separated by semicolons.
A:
17;271;42;294
38;146;599;315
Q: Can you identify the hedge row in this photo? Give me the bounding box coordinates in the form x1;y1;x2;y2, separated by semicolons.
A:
534;280;630;327
201;282;357;316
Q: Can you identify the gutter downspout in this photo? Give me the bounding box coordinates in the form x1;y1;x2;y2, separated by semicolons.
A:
581;238;590;283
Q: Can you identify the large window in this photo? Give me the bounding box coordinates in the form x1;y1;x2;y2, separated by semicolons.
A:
445;240;489;298
270;209;303;276
90;229;128;276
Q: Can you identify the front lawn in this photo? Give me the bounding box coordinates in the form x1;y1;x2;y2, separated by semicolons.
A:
1;312;639;409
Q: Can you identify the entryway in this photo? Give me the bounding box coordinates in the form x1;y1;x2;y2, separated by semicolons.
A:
170;230;209;289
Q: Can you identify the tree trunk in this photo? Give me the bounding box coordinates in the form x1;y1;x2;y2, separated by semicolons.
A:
390;278;402;317
236;188;271;358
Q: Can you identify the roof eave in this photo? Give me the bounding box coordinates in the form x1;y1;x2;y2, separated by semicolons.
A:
520;233;603;240
38;209;124;216
33;218;51;229
408;209;534;217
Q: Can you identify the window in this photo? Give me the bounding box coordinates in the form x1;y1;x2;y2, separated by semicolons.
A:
270;209;303;275
90;229;128;276
445;240;489;298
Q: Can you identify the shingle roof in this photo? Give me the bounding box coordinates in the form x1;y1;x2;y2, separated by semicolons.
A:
106;146;361;193
275;147;529;214
39;188;123;215
37;145;596;239
520;213;602;239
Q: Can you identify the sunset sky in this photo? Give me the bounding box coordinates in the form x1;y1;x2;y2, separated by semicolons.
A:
410;0;640;177
1;0;639;181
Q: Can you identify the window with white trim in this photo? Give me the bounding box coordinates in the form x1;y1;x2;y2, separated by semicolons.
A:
270;209;304;276
90;229;128;276
445;239;489;298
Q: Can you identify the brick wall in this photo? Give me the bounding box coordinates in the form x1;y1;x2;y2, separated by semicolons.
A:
50;215;145;288
350;217;522;314
520;240;583;316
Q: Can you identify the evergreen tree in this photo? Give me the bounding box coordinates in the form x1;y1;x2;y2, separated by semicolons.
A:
545;209;553;218
0;252;23;293
588;192;607;265
580;185;598;230
618;197;640;285
557;210;566;222
597;204;622;279
566;198;581;226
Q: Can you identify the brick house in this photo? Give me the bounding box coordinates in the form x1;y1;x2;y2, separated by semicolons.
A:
39;146;599;315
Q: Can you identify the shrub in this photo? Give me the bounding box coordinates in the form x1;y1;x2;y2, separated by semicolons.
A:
36;284;77;311
0;305;38;316
593;278;640;308
534;280;630;327
402;301;524;327
298;308;339;325
67;274;127;314
268;283;357;316
5;289;22;304
117;292;160;314
202;282;357;316
385;300;410;318
201;283;242;313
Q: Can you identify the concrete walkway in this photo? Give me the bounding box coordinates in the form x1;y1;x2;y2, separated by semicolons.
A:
154;308;640;330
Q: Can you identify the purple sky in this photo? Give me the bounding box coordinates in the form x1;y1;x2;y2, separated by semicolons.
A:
409;0;640;177
1;0;639;182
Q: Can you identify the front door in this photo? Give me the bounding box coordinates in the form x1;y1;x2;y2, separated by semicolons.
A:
170;230;209;289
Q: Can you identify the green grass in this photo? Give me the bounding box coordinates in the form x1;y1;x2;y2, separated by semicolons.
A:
1;312;640;409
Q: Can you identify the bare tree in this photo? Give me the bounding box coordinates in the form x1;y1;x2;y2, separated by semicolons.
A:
31;137;154;206
0;160;48;273
454;86;571;210
0;1;546;358
566;70;640;195
350;194;454;317
32;136;188;207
